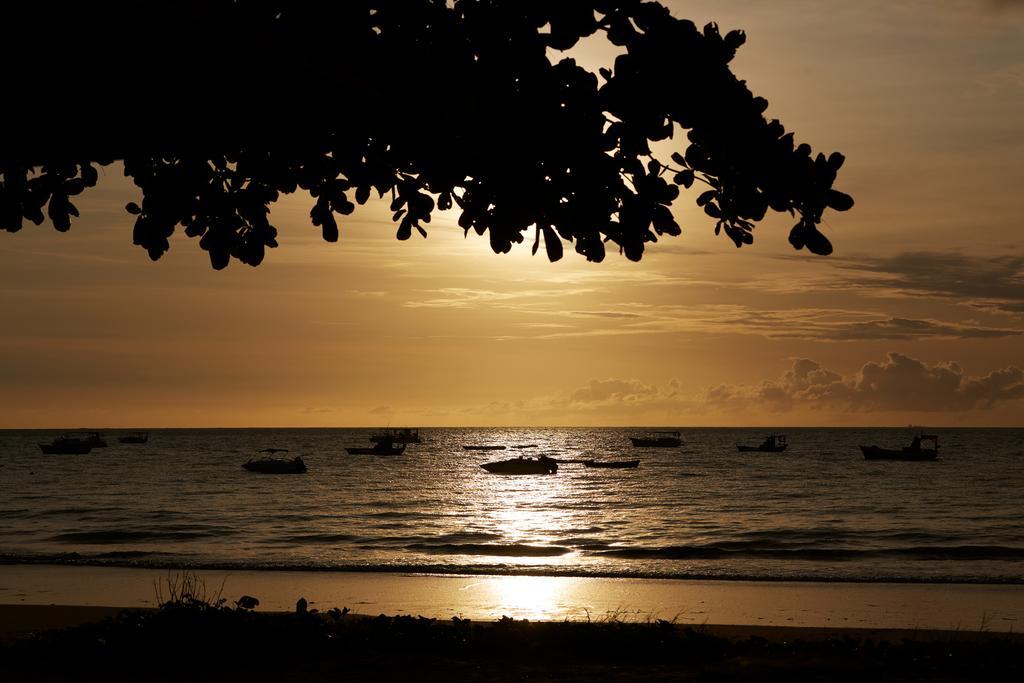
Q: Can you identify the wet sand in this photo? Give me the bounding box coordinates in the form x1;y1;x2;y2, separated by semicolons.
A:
2;563;1022;632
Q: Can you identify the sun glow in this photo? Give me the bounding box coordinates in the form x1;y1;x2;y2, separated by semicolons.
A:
479;575;570;621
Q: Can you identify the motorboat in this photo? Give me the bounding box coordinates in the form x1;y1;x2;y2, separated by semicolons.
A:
346;441;407;456
369;428;420;444
737;434;788;453
463;444;507;451
242;449;307;474
860;434;939;461
118;431;149;444
57;431;108;448
39;435;93;455
582;459;639;469
629;431;681;448
480;455;558;475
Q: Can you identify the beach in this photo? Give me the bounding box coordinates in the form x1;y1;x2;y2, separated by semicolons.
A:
3;571;1023;682
3;564;1022;635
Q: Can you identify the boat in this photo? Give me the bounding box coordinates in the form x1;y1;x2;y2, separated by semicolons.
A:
860;434;939;461
369;428;420;444
463;444;507;451
346;441;407;456
242;457;307;474
629;431;681;448
58;431;108;448
242;449;307;474
39;435;93;455
480;456;558;475
510;444;538;449
582;459;639;469
737;434;788;453
118;431;149;444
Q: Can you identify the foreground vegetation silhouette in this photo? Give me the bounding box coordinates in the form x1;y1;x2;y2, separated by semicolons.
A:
1;1;852;269
4;595;1020;682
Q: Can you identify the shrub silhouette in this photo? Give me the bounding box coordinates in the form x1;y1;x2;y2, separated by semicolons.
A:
0;1;852;269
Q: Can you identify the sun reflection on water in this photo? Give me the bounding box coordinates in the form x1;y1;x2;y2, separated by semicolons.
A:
473;461;585;566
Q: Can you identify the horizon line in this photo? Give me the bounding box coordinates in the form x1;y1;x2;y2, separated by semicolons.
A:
4;424;1023;430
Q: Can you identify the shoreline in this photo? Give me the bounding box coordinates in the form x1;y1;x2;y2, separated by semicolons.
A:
2;563;1022;632
3;557;1022;585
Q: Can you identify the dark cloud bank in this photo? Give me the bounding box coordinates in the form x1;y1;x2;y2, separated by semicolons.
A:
706;353;1024;413
835;252;1024;316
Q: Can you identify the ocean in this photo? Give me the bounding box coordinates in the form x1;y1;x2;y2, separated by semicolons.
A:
1;428;1022;583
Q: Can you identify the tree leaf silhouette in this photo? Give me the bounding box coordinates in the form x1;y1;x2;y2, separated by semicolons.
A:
0;1;852;268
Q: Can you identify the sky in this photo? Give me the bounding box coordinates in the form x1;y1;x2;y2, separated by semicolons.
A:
1;0;1023;428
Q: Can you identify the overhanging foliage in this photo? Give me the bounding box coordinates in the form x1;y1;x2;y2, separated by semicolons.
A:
0;1;852;269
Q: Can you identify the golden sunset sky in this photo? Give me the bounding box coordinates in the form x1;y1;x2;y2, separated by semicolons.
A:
2;0;1023;427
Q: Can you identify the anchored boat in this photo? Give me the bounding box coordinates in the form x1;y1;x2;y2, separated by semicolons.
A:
346;441;407;456
480;455;558;475
39;435;93;455
118;431;149;444
630;431;681;448
737;434;788;453
242;449;307;474
860;434;939;461
582;459;639;469
370;428;420;444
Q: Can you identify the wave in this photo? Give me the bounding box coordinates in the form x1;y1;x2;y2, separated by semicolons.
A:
361;511;443;520
430;532;504;544
1;554;1022;585
298;532;507;550
405;543;571;557
33;506;127;518
50;528;234;544
554;538;613;550
91;550;181;560
266;533;362;544
594;543;1024;562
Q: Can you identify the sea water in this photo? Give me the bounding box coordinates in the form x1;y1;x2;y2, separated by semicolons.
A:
1;427;1022;583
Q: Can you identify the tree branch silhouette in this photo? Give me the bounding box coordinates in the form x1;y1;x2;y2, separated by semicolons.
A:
0;1;852;269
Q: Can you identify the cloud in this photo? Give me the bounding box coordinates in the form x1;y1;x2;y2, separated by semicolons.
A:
833;252;1024;316
398;252;1024;344
300;406;335;414
706;353;1024;413
570;379;659;403
568;310;644;319
681;309;1022;341
974;62;1024;96
438;354;1023;425
368;405;392;415
403;287;597;309
498;305;1021;342
985;0;1024;11
818;317;1021;340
